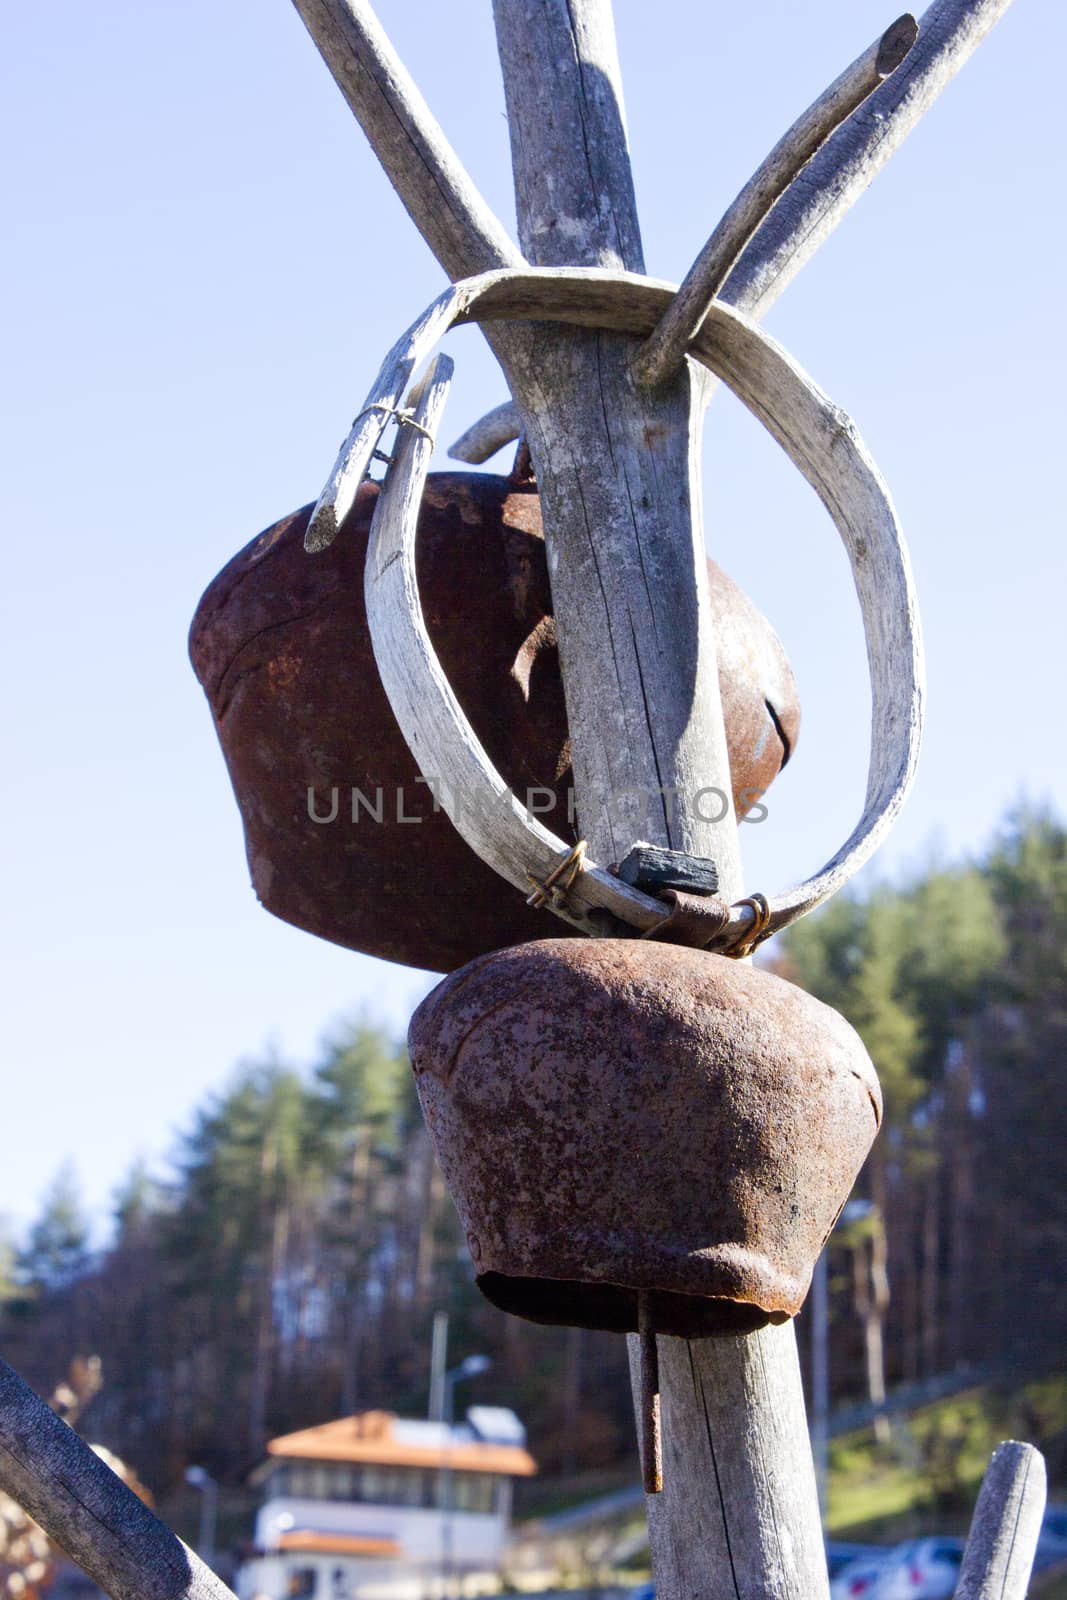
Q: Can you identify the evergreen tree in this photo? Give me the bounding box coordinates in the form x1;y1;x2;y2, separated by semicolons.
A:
19;1162;91;1291
975;807;1067;1359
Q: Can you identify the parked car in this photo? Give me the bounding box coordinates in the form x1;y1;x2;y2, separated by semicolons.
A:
1035;1504;1067;1573
829;1546;896;1600
872;1538;964;1600
827;1543;890;1583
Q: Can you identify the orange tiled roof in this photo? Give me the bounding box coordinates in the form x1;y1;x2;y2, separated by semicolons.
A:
277;1532;398;1557
266;1412;536;1477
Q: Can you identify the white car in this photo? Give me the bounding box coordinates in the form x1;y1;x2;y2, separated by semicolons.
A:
829;1548;896;1600
871;1538;964;1600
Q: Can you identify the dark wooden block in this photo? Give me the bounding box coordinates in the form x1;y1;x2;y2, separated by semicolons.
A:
617;842;719;897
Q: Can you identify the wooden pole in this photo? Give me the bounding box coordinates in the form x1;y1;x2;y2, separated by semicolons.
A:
0;1358;236;1600
486;6;829;1597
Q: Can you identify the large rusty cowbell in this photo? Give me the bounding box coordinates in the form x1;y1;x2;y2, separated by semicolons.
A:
410;940;881;1338
189;473;799;974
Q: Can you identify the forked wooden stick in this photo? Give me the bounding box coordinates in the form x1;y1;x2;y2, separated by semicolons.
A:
449;0;1015;462
724;0;1016;316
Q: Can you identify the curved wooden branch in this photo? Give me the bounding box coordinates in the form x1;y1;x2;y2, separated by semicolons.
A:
304;283;466;551
363;345;667;939
632;14;918;392
0;1357;235;1600
724;0;1016;317
288;0;521;281
957;1442;1046;1600
448;399;522;464
350;268;923;947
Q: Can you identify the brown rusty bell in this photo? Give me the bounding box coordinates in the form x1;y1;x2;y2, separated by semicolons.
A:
189;473;800;974
409;939;881;1337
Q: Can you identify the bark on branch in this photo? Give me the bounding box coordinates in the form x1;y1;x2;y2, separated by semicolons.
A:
724;0;1016;316
450;0;1015;457
0;1358;236;1600
288;0;521;280
632;14;918;391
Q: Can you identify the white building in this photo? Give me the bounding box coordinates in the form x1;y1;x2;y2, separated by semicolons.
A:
235;1407;536;1600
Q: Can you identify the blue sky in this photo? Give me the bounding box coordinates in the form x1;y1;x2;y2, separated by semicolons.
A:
2;0;1063;1239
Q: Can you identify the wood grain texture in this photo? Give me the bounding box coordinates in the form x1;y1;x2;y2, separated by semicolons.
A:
0;1358;235;1600
452;0;1015;452
723;0;1016;317
957;1442;1047;1600
629;1323;828;1600
489;9;827;1595
288;0;520;283
491;0;643;273
632;14;918;391
363;347;670;940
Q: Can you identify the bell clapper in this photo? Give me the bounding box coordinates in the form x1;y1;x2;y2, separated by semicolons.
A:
639;1292;663;1495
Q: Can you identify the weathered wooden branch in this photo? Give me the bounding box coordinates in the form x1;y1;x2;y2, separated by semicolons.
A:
288;0;520;281
631;14;918;391
451;0;1015;455
448;399;522;464
0;1357;236;1600
957;1442;1047;1600
723;0;1016;316
629;1322;830;1599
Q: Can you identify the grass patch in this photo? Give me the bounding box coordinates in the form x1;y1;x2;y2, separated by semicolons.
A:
827;1372;1067;1543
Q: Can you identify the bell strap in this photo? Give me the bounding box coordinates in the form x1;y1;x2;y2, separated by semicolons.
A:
306;267;923;948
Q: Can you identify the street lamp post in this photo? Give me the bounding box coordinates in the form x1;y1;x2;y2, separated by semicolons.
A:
440;1354;490;1600
810;1198;879;1523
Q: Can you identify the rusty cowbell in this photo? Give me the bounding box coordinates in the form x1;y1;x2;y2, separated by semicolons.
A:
409;938;881;1339
188;473;800;973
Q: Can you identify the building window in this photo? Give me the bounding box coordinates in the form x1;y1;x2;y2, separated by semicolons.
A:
352;1465;430;1507
287;1568;316;1597
438;1473;495;1515
269;1460;500;1513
